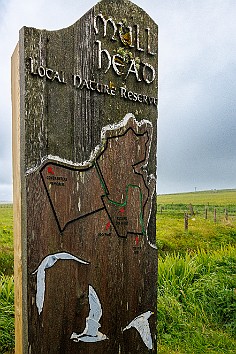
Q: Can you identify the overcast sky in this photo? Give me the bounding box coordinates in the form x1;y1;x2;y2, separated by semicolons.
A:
0;0;236;201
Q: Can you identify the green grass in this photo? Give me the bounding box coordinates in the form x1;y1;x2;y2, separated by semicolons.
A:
1;191;236;353
157;189;236;256
156;213;236;256
0;205;14;354
158;188;236;206
158;246;236;353
157;189;236;353
0;275;14;354
0;205;14;277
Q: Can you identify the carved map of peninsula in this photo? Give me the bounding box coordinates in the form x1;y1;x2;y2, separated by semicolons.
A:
39;114;155;239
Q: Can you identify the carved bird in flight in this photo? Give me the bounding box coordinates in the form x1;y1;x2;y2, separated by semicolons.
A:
71;285;108;343
123;310;154;350
32;252;89;315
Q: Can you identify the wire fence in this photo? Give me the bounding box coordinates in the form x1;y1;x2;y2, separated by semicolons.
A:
157;203;236;230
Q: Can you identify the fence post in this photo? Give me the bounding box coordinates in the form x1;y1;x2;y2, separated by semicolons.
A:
188;203;194;216
205;206;208;220
214;208;217;223
225;208;228;220
184;212;188;231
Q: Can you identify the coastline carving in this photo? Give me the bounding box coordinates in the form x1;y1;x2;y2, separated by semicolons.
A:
28;113;156;246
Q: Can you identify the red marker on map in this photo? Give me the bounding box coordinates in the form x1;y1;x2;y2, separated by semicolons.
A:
105;221;111;230
135;236;139;246
47;166;54;175
119;207;125;213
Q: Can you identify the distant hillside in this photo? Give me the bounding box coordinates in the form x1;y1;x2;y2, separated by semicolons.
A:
157;189;236;206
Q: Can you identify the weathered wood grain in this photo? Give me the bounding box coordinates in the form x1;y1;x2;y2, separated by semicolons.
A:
12;43;29;354
12;0;158;353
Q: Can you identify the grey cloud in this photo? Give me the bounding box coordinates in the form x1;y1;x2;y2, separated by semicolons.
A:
156;0;236;193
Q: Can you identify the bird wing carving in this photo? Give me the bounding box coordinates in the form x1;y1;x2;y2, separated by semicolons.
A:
88;285;102;321
32;252;89;315
132;317;153;350
123;311;153;350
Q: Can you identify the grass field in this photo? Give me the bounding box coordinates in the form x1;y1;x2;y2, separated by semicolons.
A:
0;205;14;353
0;189;236;353
157;189;236;256
158;188;236;206
157;189;236;353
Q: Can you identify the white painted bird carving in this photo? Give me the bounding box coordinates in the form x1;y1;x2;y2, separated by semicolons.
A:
71;285;108;343
32;252;89;315
123;310;154;350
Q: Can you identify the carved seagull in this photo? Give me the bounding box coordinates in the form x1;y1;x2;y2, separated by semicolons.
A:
123;310;154;350
32;252;89;315
71;285;108;343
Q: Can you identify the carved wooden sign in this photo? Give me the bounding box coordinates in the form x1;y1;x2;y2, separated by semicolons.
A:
12;0;158;353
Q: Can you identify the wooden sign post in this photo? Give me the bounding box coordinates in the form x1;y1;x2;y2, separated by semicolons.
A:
12;0;158;353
